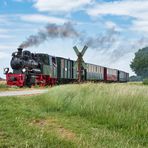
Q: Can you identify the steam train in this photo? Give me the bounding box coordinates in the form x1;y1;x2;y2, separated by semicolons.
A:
4;48;129;87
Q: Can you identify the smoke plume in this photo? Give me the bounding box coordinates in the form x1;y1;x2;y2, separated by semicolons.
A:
19;21;148;63
19;22;79;48
84;27;119;50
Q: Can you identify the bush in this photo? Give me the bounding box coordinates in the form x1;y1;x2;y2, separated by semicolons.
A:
143;78;148;85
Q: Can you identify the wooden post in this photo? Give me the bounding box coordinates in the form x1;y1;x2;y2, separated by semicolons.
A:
73;46;88;83
78;55;81;83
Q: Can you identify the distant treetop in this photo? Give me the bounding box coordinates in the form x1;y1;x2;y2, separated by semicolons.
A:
130;47;148;79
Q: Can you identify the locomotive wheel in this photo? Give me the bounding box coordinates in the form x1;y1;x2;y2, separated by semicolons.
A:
40;80;46;87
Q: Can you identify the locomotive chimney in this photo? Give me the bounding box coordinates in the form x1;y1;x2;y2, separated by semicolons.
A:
17;48;23;55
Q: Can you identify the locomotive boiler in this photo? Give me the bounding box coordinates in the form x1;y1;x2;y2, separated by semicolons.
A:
11;48;40;74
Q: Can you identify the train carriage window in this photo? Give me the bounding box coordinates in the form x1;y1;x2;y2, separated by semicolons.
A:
90;65;91;72
61;59;64;68
52;57;57;67
87;64;89;71
48;56;51;65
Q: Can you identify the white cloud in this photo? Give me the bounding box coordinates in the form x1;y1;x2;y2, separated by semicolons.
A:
87;0;148;18
0;14;69;25
20;14;68;24
34;0;93;12
105;21;123;31
131;19;148;33
87;0;148;32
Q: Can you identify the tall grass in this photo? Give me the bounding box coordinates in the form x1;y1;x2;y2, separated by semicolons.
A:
0;83;147;147
39;83;148;145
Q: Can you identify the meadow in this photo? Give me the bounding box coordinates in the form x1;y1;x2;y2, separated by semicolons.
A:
0;83;147;147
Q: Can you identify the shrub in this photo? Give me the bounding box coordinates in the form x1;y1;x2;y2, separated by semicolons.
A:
143;78;148;85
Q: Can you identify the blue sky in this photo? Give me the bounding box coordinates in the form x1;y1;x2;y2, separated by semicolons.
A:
1;0;148;78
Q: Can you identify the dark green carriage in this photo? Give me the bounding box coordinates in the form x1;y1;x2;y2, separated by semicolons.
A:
57;57;77;83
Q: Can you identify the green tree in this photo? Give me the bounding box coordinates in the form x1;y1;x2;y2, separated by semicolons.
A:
130;47;148;78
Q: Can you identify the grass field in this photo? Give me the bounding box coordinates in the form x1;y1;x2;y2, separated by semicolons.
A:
0;83;147;147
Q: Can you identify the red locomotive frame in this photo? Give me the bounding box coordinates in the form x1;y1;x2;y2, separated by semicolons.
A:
6;73;57;87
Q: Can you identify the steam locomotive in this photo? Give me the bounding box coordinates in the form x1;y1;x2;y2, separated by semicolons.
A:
4;48;129;87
